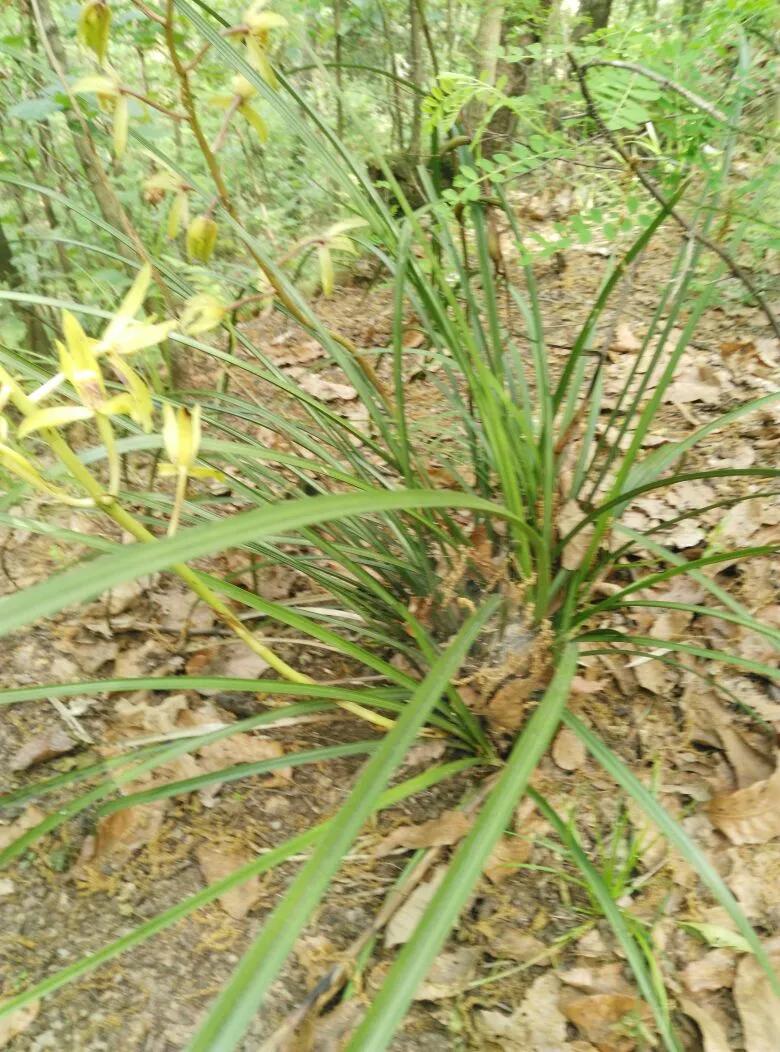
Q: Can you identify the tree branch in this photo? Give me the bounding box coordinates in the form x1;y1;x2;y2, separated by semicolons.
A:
569;54;780;342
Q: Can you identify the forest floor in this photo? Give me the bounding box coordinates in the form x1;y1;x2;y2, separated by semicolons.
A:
1;211;779;1051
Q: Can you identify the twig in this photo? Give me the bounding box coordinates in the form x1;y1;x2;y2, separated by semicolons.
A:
129;0;165;25
569;54;780;342
121;87;187;121
584;59;729;125
586;58;780;145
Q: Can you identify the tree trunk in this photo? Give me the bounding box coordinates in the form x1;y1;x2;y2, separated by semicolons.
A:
482;1;552;156
29;0;137;255
0;220;49;356
681;0;705;35
573;0;614;41
465;0;505;134
408;0;424;162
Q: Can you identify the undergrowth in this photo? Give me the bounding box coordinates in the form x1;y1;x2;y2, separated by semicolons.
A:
0;2;779;1049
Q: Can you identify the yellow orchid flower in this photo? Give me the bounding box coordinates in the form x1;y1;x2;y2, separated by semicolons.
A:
243;1;287;89
95;265;176;357
186;216;218;263
162;404;201;471
160;404;204;535
179;294;227;336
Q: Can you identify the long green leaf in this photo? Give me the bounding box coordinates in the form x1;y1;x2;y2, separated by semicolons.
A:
187;598;499;1052
0;490;510;638
344;644;577;1051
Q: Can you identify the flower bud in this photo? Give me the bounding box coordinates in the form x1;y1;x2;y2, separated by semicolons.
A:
186;215;218;263
77;1;111;65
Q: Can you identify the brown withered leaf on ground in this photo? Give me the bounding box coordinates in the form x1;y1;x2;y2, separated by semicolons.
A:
477;972;567;1051
374;809;472;857
197;734;288;804
484;833;532;885
558;962;633;996
552;726;587;772
10;726;76;771
384;865;447;948
0;1001;39;1049
196;844;262;919
267;337;324;367
285;367;357;402
186;640;269;682
681;948;736;993
414;946;480;1001
664;359;723;405
611;323;642;353
490;930;546;962
708;758;780;844
683;678;774;790
571;674;606;696
562;992;651;1052
92;802;166;867
558;499;595;572
733;943;780;1052
726;844;780;924
679;998;730;1052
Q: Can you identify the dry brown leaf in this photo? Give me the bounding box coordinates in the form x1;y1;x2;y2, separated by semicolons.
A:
152;583;215;632
268;338;325;367
681;948;736;993
558;962;633;995
612;323;641;353
708;760;780;844
0;1001;39;1048
562;992;650;1052
414;946;480;1001
197;734;288;804
552;726;587;772
679;998;731;1052
490;930;546;961
92;802;166;865
726;845;780;925
571;675;606;696
374;809;472;857
733;945;780;1052
384;865;446;948
286;367;357;402
186;640;269;681
484;833;532;884
558;499;595;572
10;726;75;771
196;844;262;919
402;740;446;769
477;972;567;1051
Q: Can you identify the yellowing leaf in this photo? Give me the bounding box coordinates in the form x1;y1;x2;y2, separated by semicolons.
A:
113;94;129;159
166;190;188;240
680;921;753;954
77;0;111;65
318;243;334;296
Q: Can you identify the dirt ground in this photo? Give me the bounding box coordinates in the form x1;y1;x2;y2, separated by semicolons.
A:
1;214;779;1050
